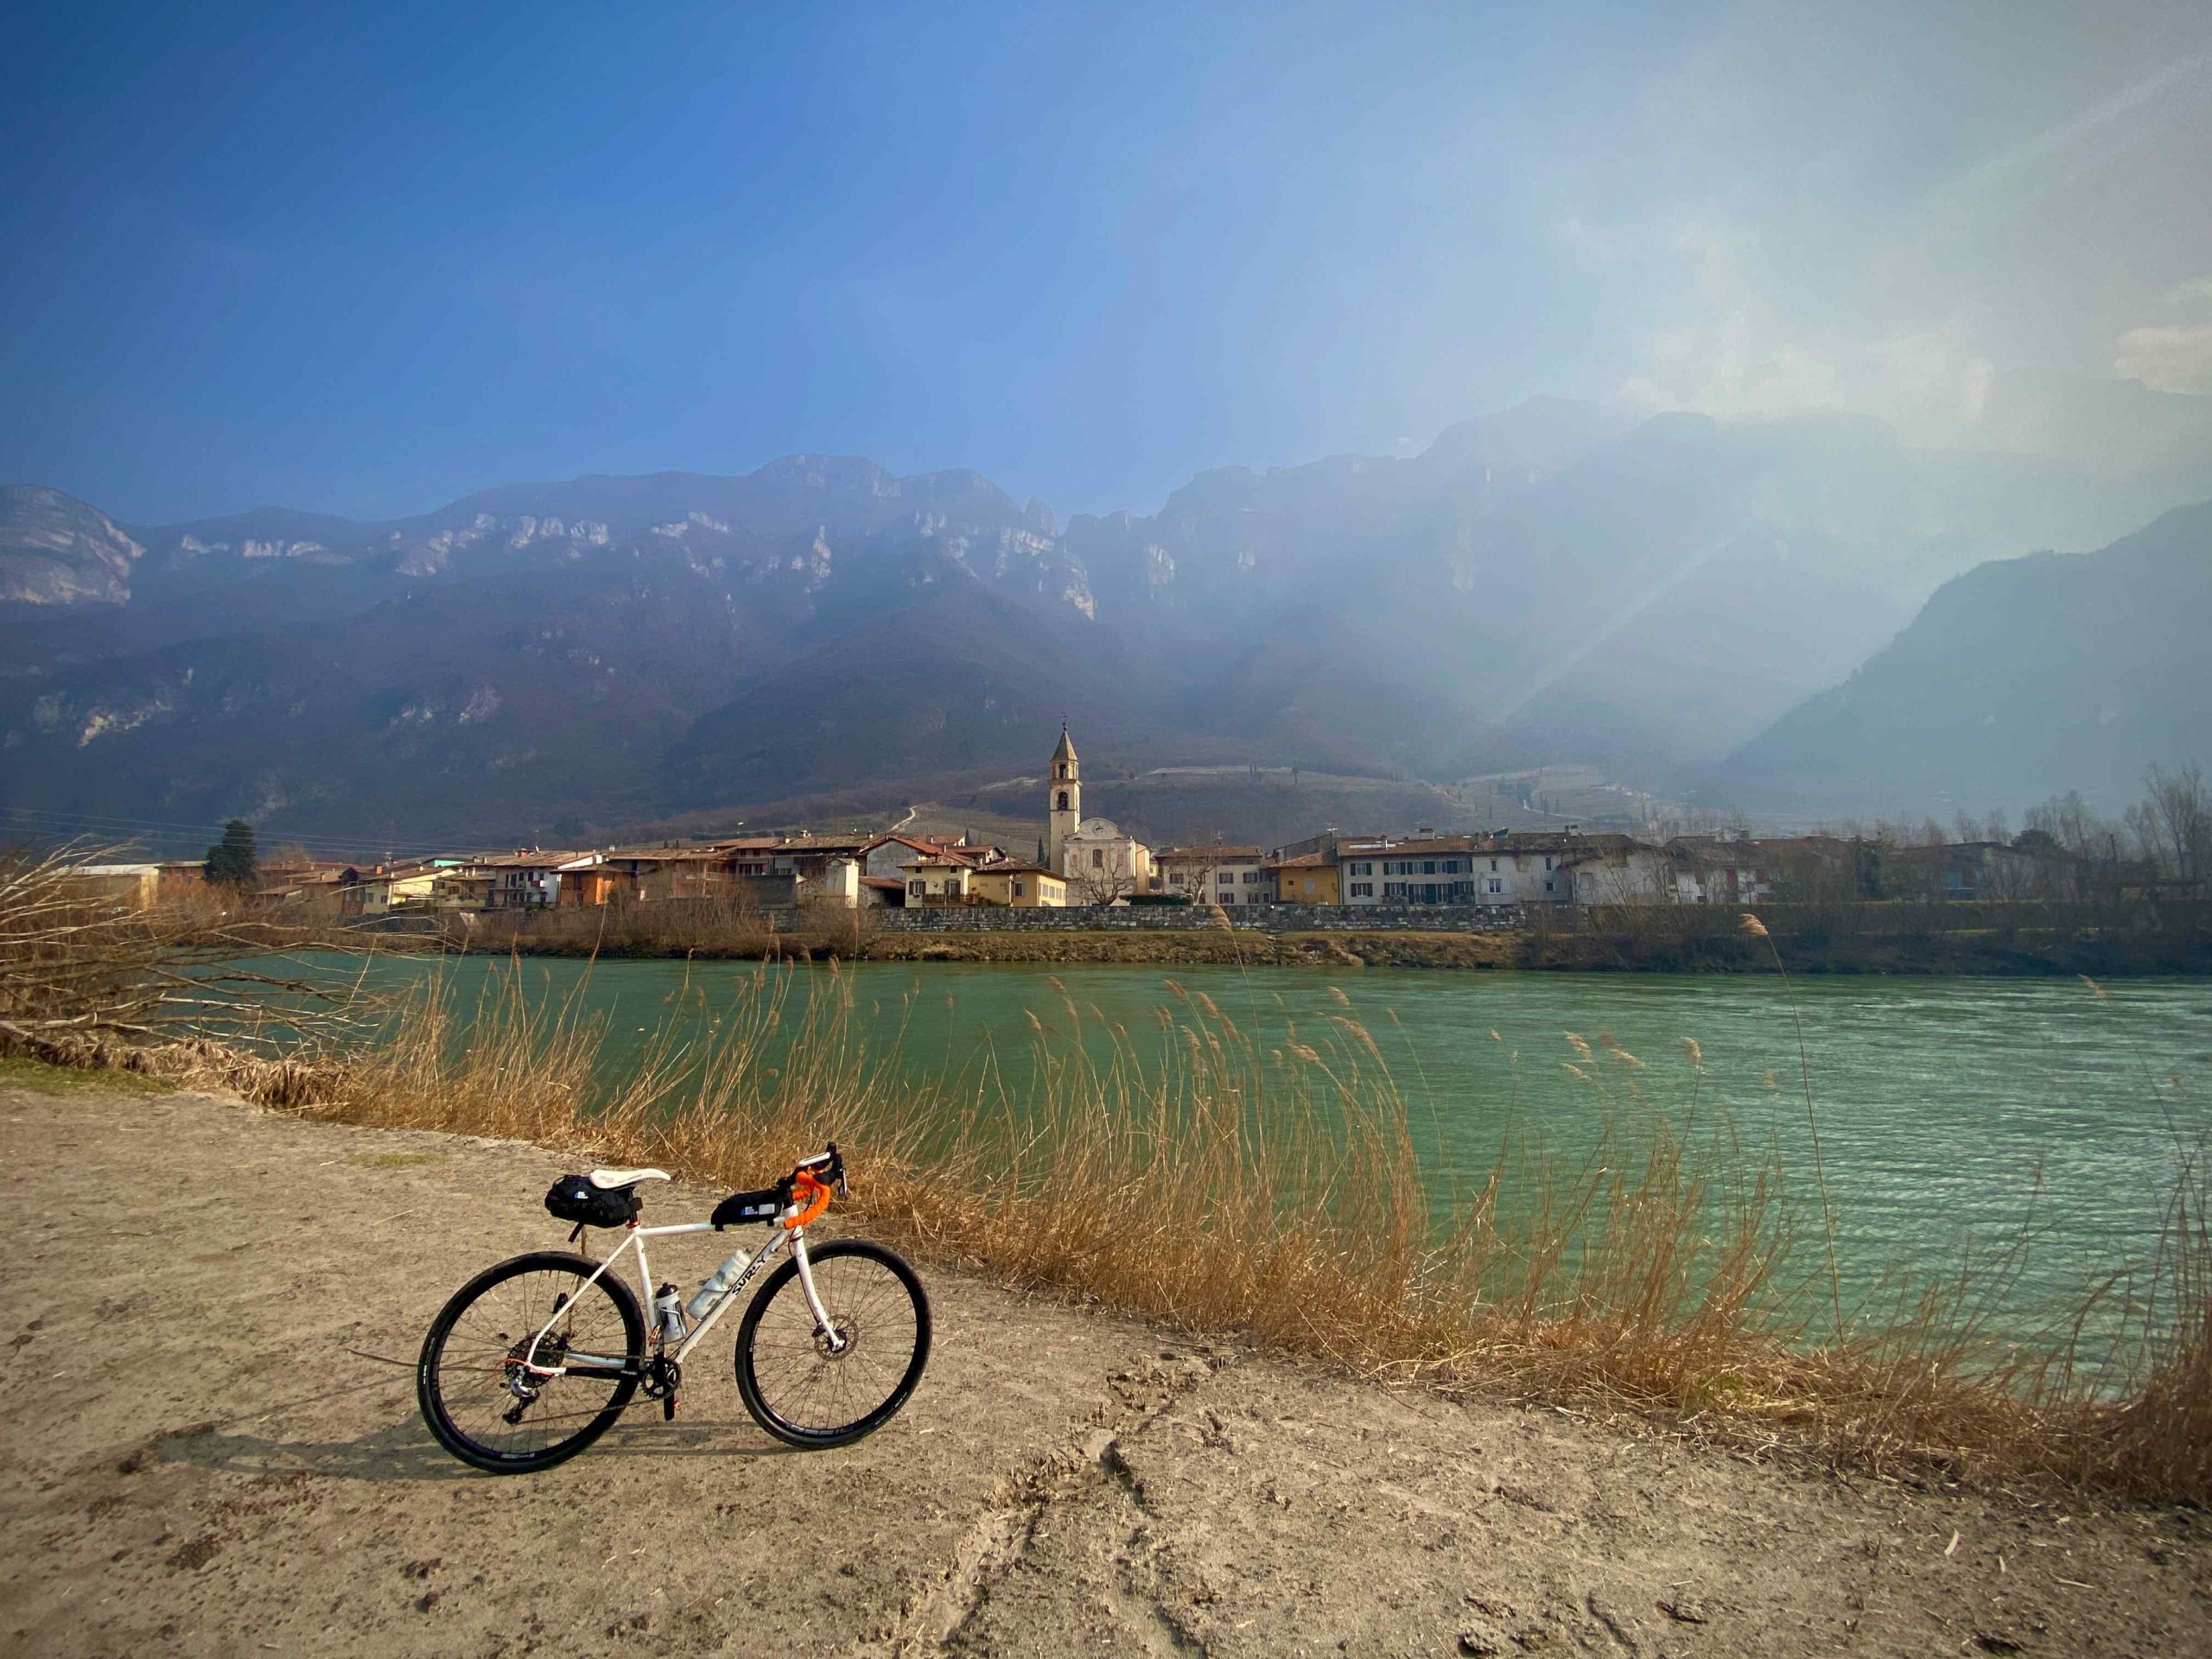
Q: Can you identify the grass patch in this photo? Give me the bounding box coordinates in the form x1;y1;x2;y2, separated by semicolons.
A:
0;1052;174;1096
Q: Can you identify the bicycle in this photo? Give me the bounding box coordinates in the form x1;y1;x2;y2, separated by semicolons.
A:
416;1143;930;1473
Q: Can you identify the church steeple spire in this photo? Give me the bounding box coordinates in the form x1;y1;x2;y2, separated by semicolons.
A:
1047;722;1081;873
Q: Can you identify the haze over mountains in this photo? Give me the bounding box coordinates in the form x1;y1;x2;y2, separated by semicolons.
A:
3;391;2209;849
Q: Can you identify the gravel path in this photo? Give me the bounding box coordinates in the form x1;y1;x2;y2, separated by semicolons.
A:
3;1075;2207;1656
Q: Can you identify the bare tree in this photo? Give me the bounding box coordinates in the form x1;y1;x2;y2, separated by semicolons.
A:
1069;866;1135;906
2128;764;2212;881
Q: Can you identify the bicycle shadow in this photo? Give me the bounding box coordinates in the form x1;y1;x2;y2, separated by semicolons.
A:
156;1407;804;1484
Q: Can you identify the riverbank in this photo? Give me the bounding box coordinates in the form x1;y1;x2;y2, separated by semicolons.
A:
457;916;2212;975
6;1066;2208;1658
862;922;2212;973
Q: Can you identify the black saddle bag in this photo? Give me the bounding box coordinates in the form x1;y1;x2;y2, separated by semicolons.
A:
545;1174;641;1230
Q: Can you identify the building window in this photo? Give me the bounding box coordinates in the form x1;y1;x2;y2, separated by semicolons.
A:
908;880;925;897
1422;860;1436;875
1057;791;1069;810
1487;879;1502;893
1092;849;1103;868
1013;880;1025;897
1350;882;1373;898
1544;880;1554;893
1544;856;1554;871
1241;871;1257;883
1490;858;1498;872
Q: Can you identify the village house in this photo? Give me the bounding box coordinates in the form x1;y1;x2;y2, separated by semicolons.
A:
1154;845;1268;906
336;858;448;925
858;875;909;906
1656;837;1770;904
338;861;444;917
968;861;1066;907
1556;838;1675;904
591;846;741;903
862;835;976;885
1262;849;1340;905
1757;835;1879;902
59;864;162;908
431;866;497;911
1469;831;1622;904
903;855;971;905
449;850;592;911
1334;833;1485;904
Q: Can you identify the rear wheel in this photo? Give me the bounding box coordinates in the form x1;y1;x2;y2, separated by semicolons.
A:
735;1239;930;1448
417;1250;645;1473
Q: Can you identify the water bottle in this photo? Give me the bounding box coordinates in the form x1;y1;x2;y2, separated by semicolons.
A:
685;1249;752;1321
652;1283;687;1344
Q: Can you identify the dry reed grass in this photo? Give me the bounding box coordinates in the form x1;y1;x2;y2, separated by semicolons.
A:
253;952;2212;1504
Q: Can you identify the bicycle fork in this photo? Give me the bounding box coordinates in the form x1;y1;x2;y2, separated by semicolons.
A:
790;1233;849;1354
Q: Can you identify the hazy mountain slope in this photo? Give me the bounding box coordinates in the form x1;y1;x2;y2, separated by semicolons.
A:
668;583;1176;810
3;545;783;837
1719;501;2212;815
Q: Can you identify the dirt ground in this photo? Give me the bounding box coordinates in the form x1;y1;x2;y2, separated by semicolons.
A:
3;1071;2208;1658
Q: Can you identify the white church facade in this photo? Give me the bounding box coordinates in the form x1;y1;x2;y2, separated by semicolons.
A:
1046;725;1154;903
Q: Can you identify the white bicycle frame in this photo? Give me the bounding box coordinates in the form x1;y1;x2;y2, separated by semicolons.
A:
517;1202;837;1380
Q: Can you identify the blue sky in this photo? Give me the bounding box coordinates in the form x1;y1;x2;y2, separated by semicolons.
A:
3;1;2207;524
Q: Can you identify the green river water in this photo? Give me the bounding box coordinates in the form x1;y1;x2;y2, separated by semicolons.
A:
336;956;2212;1333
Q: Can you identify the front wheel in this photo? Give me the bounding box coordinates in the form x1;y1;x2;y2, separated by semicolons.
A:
734;1239;931;1448
417;1250;645;1473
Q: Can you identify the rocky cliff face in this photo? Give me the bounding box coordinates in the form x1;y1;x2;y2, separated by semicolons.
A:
0;487;143;605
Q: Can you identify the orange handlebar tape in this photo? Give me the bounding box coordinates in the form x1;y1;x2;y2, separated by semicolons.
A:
785;1171;833;1230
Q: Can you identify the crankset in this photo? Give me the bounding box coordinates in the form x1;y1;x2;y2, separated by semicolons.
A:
642;1352;683;1420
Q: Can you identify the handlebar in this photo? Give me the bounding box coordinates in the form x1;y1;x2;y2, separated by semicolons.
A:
784;1169;834;1230
782;1141;845;1228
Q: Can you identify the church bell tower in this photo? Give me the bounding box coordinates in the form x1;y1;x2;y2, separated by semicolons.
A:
1047;723;1080;874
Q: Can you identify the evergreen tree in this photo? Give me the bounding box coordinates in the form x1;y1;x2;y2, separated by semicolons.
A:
203;819;259;888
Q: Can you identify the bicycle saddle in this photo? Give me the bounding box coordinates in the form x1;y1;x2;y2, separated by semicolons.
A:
586;1167;671;1190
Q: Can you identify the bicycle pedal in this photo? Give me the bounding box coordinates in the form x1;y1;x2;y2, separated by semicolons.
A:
662;1391;679;1421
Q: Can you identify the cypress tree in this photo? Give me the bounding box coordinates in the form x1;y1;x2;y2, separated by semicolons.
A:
203;819;259;889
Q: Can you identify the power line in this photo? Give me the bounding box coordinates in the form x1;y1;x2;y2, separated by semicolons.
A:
0;805;459;859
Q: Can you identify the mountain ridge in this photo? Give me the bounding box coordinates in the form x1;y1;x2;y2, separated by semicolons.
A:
5;397;2209;842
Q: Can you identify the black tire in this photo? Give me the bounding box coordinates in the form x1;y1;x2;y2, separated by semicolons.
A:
417;1250;645;1474
734;1239;931;1448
